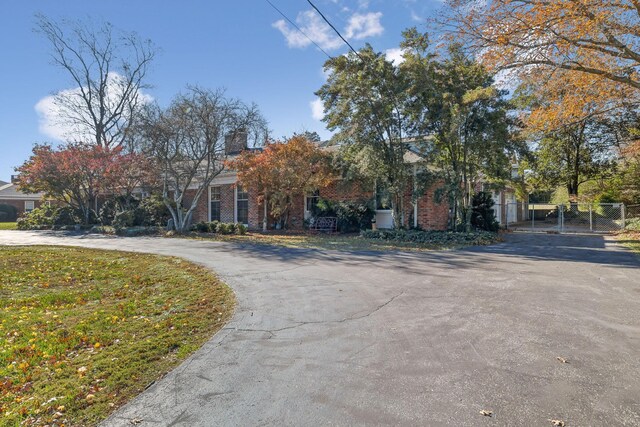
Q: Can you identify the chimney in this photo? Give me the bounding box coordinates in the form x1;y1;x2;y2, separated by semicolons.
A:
225;130;248;155
11;174;19;184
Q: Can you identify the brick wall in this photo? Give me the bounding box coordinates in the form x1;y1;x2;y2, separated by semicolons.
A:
414;182;449;230
0;199;44;219
190;184;265;230
191;177;451;231
320;179;373;202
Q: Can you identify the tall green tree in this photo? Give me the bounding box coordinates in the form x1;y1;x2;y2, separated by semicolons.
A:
402;32;521;230
528;120;618;200
316;45;414;228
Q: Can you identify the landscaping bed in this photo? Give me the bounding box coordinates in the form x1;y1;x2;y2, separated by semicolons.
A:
0;246;235;426
184;229;500;251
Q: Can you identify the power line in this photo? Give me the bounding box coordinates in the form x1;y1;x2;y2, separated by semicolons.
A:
305;0;362;59
264;0;333;60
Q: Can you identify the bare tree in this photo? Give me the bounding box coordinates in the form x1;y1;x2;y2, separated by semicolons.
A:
138;87;268;232
36;14;155;148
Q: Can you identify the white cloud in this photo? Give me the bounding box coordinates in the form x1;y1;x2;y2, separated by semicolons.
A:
410;10;423;22
384;48;406;65
310;98;324;121
272;10;343;50
273;10;384;51
345;12;384;40
35;72;152;142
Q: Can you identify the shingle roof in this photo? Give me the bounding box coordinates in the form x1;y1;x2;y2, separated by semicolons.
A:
0;183;44;200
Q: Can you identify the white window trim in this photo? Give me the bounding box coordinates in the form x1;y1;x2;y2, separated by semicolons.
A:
25;200;35;212
208;186;212;222
209;186;222;222
234;186;238;223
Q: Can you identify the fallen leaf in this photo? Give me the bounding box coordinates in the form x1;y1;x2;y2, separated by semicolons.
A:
130;418;143;425
479;409;493;417
556;357;568;364
548;419;565;426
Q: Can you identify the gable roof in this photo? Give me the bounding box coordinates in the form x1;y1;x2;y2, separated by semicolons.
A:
0;180;7;186
0;183;44;200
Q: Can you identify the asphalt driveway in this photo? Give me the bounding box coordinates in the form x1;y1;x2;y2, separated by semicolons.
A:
1;231;639;426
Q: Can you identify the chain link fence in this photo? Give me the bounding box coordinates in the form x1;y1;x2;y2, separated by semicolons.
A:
492;202;627;233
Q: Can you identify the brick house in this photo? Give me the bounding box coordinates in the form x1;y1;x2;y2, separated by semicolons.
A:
187;143;450;231
0;179;46;220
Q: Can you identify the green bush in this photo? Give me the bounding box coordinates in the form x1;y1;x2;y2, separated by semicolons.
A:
53;207;81;226
113;210;136;229
0;204;18;222
216;222;234;234
99;196;138;226
17;205;58;230
99;195;170;227
137;195;171;226
626;217;640;232
192;221;207;232
471;192;500;232
311;198;374;232
235;223;247;235
190;221;241;235
361;229;498;246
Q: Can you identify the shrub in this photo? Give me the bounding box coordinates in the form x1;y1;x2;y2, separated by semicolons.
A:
17;205;58;230
53;207;81;226
471;192;500;232
208;220;220;233
216;222;235;234
235;223;247;235
191;221;210;233
98;197;137;226
626;217;640;232
0;204;18;222
113;210;136;229
137;195;171;226
360;229;498;246
311;198;374;232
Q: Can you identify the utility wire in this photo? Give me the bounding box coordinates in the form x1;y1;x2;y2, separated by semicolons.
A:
264;0;333;59
305;0;362;60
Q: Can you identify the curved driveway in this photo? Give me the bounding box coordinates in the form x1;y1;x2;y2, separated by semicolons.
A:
1;231;639;426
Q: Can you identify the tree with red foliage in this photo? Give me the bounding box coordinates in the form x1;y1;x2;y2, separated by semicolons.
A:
16;144;155;223
228;135;336;230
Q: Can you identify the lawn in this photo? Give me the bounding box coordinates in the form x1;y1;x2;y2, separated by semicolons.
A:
0;222;17;230
0;246;235;427
185;230;499;252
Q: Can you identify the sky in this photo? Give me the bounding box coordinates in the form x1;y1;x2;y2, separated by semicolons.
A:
0;0;445;182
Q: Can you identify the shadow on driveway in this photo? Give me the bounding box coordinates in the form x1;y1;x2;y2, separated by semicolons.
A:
201;231;640;272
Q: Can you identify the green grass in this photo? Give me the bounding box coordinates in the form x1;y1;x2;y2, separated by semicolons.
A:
0;246;235;427
183;230;500;252
0;222;17;230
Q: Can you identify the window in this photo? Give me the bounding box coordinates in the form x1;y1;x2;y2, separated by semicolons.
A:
236;185;249;224
305;190;320;213
25;201;35;212
210;186;221;222
375;184;392;210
